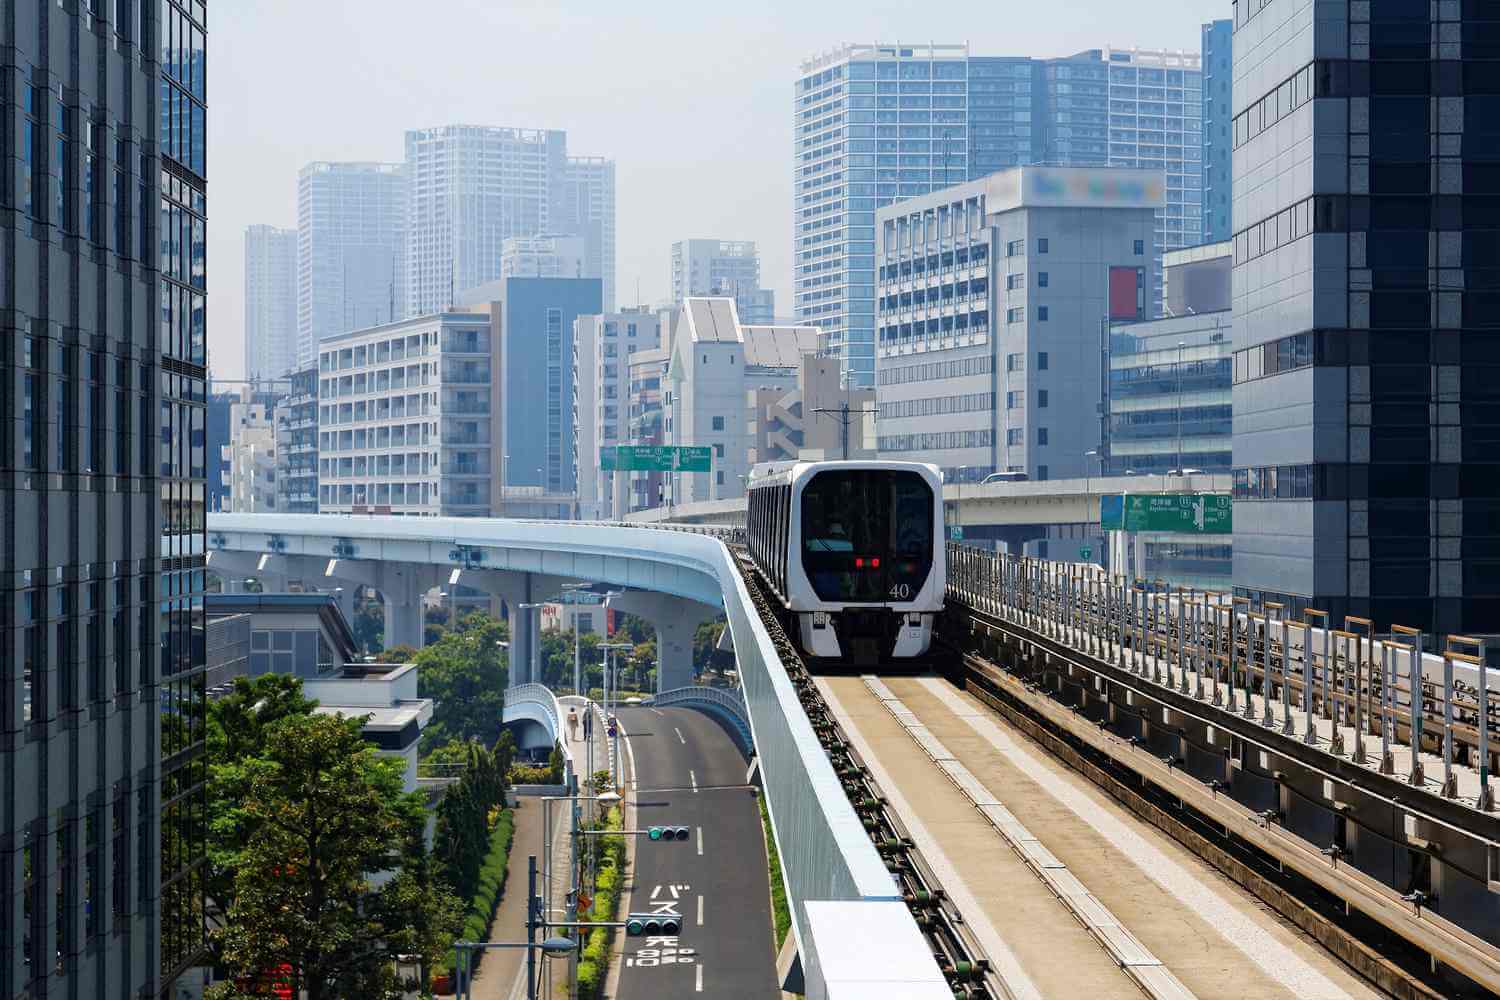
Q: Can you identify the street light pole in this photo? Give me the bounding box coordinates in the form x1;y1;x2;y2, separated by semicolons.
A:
1176;340;1186;476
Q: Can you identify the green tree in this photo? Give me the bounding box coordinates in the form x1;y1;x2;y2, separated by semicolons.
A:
432;734;512;898
205;674;321;936
210;712;460;1000
693;616;734;677
412;614;510;750
612;612;651;645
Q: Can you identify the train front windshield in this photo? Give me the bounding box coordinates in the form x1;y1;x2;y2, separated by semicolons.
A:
800;469;934;603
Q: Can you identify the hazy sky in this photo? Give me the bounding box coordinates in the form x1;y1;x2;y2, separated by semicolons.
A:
210;0;1230;380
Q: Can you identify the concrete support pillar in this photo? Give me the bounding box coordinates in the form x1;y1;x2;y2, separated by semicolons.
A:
460;570;575;689
605;591;721;693
383;597;425;651
322;561;438;652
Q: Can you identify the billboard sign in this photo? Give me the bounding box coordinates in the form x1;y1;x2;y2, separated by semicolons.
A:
1101;493;1232;534
1018;166;1166;211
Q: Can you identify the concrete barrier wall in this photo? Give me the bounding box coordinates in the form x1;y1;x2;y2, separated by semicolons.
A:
709;541;904;990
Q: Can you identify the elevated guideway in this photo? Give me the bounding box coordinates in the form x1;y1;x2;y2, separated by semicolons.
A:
205;512;949;997
944;543;1500;994
817;673;1384;1000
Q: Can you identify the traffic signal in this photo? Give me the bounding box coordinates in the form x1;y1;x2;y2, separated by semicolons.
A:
646;826;691;842
625;912;683;936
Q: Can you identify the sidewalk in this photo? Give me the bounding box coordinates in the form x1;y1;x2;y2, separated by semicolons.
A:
465;795;546;1000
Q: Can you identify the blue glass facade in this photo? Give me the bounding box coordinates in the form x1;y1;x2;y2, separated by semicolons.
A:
1200;20;1234;243
158;0;210;987
497;278;603;495
797;43;1218;386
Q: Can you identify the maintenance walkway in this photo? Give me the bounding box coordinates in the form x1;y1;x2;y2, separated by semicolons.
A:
820;673;1381;1000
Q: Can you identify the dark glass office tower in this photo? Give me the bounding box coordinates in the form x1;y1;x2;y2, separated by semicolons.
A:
1232;1;1500;635
157;0;209;991
2;1;203;997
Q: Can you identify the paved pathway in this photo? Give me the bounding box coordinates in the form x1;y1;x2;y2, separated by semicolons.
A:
465;795;546;1000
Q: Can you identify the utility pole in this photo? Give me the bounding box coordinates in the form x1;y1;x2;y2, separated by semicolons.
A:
527;855;539;1000
812;400;879;460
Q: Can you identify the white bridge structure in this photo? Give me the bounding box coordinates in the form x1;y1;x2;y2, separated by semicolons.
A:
205;512;951;998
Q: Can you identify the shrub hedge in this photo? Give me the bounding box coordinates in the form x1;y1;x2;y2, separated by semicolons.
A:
458;809;516;969
758;793;792;948
574;807;625;999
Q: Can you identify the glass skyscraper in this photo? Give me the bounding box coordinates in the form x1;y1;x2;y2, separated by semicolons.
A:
796;42;1213;387
795;44;973;388
159;0;210;989
1231;0;1500;636
1200;19;1234;243
3;1;206;997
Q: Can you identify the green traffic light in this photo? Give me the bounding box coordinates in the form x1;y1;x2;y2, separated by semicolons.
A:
626;917;645;936
648;827;663;841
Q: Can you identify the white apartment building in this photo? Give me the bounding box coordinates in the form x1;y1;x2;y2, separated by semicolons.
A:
575;308;663;519
317;310;502;516
297;161;407;368
671;239;775;324
665;299;818;502
225;400;278;512
875;166;1161;482
502;234;590;281
404;126;568;316
244;224;298;379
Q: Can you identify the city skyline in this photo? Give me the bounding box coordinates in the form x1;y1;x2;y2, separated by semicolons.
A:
209;0;1227;380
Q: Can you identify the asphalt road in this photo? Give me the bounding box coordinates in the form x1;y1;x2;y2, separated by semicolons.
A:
614;705;780;1000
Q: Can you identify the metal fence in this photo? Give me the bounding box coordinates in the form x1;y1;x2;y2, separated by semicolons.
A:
947;543;1497;811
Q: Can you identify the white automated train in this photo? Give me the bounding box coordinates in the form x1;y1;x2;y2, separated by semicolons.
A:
745;460;946;667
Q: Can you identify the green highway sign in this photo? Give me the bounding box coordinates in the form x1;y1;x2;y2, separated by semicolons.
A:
607;446;713;473
1101;494;1232;534
950;526;964;542
1079;546;1092;560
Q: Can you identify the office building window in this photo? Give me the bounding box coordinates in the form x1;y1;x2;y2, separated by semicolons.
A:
1037;465;1048;481
714;443;725;458
1037;306;1048;322
1037;352;1049;370
1037;427;1048;446
1133;239;1145;255
711;415;724;431
1006;307;1023;324
1037;238;1048;254
1037;272;1048;288
716;471;724;485
1038;390;1048;408
1006;428;1024;445
1006;239;1023;257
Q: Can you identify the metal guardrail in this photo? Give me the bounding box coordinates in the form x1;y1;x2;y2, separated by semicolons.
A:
945;542;1500;979
655;685;754;754
946;543;1498;813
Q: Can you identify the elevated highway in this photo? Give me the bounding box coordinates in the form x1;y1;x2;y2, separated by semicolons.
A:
624;473;1232;558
